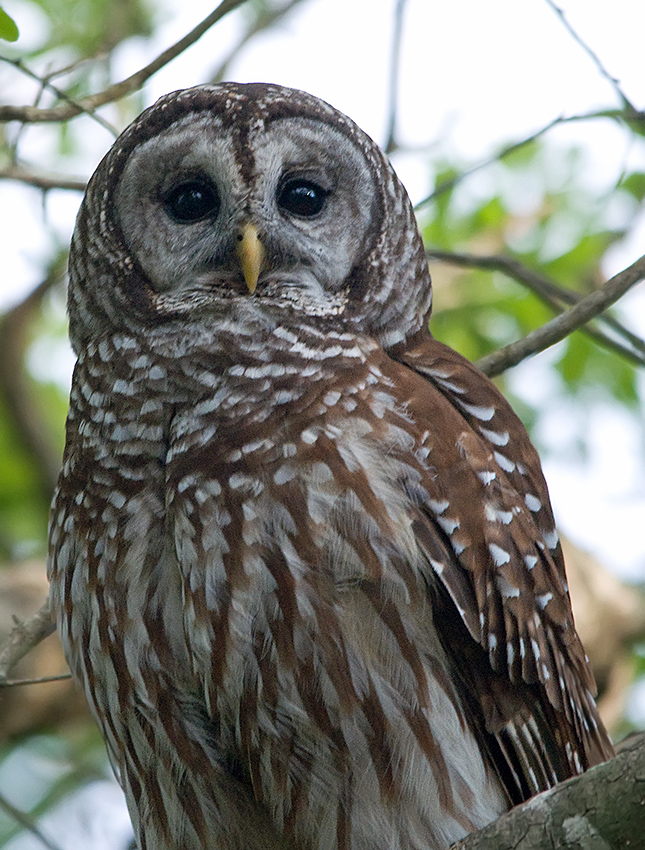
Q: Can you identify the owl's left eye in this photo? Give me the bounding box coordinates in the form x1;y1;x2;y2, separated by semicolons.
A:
277;178;330;218
164;180;220;223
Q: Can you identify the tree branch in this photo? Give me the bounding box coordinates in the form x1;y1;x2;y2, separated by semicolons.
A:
0;673;72;687
210;0;307;83
0;791;63;850
544;0;637;113
0;0;245;124
475;254;645;376
2;56;119;135
383;0;409;154
414;109;645;209
0;601;55;685
453;732;645;850
428;249;645;366
0;164;86;192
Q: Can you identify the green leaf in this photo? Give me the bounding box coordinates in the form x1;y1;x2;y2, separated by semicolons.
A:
0;6;18;41
619;172;645;203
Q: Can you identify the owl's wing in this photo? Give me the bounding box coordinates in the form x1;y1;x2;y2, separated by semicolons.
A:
391;336;614;801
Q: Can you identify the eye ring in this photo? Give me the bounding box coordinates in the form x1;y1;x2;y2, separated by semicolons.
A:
277;178;330;218
164;180;220;224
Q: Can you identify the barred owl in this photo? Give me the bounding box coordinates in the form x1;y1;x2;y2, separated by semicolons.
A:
48;83;613;850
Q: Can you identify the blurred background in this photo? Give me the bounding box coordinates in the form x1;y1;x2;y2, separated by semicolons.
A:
0;1;644;847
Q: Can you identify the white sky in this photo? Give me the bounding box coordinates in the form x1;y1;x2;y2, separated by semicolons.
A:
1;0;645;584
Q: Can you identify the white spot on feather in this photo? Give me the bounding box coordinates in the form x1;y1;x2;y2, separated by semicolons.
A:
485;503;514;525
543;528;559;549
301;428;318;445
438;516;460;535
428;498;450;515
525;493;542;512
323;390;342;407
242;438;273;454
274;465;296;485
478;470;496;485
429;558;445;575
228;472;262;493
460;402;495;421
148;364;166;380
113;379;135;396
480;427;510;446
489;543;511;566
274;389;301;404
108;491;126;509
311;462;334;482
494;451;516;473
497;575;520;598
536;592;553;609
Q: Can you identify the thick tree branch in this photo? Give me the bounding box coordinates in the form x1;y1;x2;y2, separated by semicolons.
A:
0;0;245;124
0;601;55;685
453;732;645;849
0;164;87;191
475;254;645;376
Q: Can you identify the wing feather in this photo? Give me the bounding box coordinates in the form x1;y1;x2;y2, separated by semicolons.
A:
388;336;614;796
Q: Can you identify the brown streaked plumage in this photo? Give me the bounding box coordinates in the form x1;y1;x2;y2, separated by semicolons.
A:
48;82;613;850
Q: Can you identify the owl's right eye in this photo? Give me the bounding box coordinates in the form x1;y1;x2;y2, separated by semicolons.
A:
164;180;220;223
277;178;330;218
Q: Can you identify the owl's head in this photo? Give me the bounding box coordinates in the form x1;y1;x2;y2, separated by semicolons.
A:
68;83;432;353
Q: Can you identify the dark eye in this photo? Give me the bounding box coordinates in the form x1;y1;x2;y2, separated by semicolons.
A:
277;178;329;217
165;180;220;223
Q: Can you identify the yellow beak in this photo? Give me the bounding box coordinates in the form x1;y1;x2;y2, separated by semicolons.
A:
235;223;264;294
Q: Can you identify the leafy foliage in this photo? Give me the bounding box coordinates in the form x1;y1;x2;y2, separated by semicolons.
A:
420;140;643;413
0;7;18;42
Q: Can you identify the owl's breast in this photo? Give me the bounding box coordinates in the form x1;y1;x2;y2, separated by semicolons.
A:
163;344;443;703
161;349;510;849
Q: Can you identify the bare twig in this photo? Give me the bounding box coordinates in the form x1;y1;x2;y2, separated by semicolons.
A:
210;0;306;83
3;57;119;135
0;673;72;687
476;254;645;376
544;0;637;113
0;792;64;850
428;249;645;366
0;0;245;124
414;109;643;209
0;601;55;685
0;164;87;192
384;0;409;154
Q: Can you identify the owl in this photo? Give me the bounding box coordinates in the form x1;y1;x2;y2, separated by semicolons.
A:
48;83;613;850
